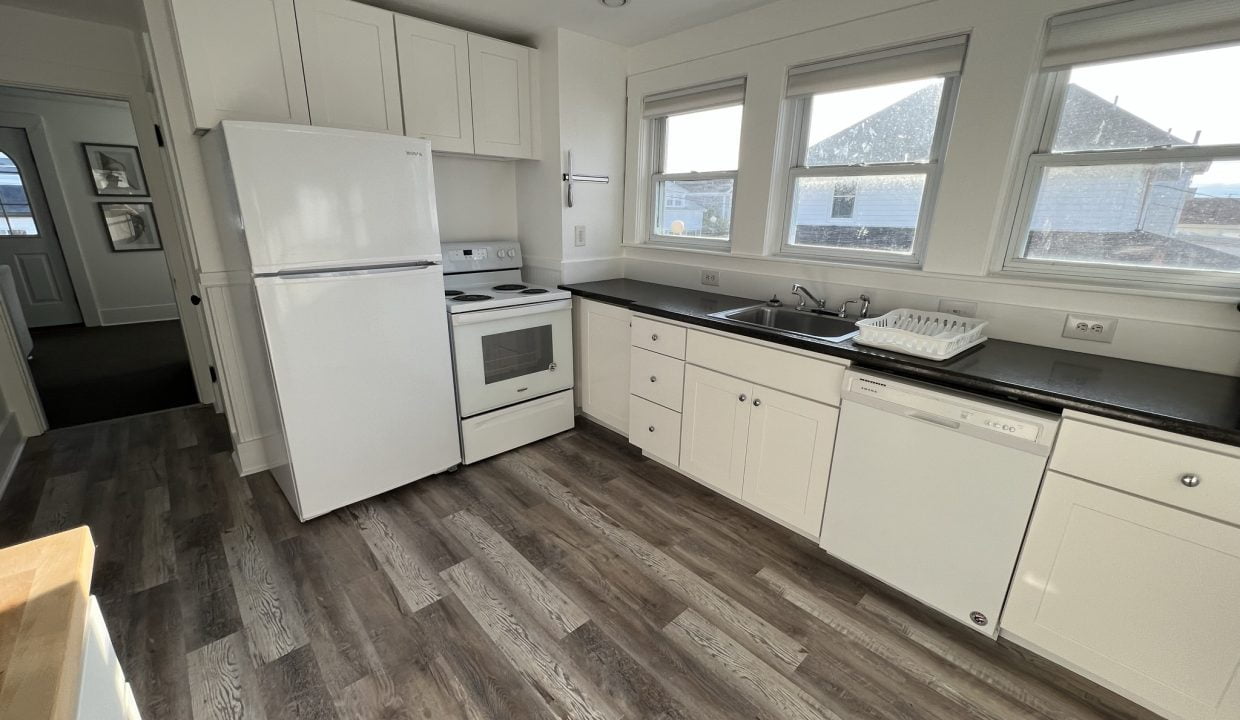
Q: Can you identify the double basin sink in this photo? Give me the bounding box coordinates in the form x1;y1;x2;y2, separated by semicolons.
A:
709;304;859;343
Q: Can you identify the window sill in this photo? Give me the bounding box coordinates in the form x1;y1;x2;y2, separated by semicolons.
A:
639;237;733;254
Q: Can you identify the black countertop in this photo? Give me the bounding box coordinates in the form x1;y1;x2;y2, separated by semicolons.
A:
562;279;1240;447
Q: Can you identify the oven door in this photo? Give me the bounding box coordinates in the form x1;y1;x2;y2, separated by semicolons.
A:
451;299;574;417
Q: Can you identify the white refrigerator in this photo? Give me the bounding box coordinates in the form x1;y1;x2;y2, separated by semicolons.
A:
203;122;461;520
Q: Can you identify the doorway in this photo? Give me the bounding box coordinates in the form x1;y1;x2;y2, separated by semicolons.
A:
0;86;199;428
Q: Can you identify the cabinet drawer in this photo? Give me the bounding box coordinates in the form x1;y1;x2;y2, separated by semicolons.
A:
630;347;684;412
631;316;686;359
1051;417;1240;526
629;396;681;466
686;329;846;407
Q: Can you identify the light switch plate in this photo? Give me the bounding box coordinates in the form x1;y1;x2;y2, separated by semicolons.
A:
1062;313;1118;343
701;269;720;286
573;225;587;247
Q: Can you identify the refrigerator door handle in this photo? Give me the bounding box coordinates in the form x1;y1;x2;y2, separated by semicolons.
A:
260;263;438;281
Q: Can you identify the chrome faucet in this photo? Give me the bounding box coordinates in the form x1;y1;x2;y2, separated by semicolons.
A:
790;283;826;311
838;294;872;319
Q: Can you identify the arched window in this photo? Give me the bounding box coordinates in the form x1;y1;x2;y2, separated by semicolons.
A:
0;151;38;237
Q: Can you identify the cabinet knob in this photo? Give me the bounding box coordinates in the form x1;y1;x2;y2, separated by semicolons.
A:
650;376;657;383
651;333;659;341
1180;473;1201;488
648;425;655;433
753;399;761;407
738;394;747;402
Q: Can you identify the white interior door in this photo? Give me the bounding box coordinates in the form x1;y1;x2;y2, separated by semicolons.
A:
0;127;81;327
679;364;751;496
255;264;460;519
220;122;440;273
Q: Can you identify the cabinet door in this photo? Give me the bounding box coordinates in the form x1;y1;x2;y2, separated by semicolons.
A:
296;0;403;134
170;0;309;128
77;596;130;720
467;34;533;158
741;385;838;535
576;299;630;434
1003;471;1240;720
679;365;751;497
395;16;474;153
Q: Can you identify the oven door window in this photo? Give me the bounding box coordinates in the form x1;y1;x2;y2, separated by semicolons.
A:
481;325;554;384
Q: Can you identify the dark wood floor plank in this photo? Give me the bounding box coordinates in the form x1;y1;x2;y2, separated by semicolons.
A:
139;484;177;591
256;645;339;720
441;558;623;720
186;631;268;720
349;500;444;614
29;470;90;538
104;581;193;720
444;509;588;639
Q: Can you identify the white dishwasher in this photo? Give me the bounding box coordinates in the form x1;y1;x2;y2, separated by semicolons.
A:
821;369;1060;637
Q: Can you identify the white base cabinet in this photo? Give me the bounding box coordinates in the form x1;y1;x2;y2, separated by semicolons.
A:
679;364;751;497
77;596;141;720
574;299;631;434
1003;414;1240;720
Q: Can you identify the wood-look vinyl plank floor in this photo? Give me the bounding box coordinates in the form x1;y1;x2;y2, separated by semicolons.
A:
0;405;1164;720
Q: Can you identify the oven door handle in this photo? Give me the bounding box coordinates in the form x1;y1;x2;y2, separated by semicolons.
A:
451;299;572;326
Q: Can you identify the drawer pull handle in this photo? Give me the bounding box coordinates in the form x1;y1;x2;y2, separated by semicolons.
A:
648;425;655;433
651;333;659;341
650;376;657;383
738;394;747;402
753;399;761;407
1180;474;1201;488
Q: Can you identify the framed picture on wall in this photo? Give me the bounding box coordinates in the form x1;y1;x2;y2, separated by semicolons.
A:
82;143;148;196
99;202;162;252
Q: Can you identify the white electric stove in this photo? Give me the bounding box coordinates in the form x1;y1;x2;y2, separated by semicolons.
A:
442;240;575;464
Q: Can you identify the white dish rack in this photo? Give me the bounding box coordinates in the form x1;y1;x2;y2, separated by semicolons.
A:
854;308;988;361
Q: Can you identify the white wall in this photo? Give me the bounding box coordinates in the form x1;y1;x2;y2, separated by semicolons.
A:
517;30;565;287
0;86;177;325
434;155;519;243
621;0;1240;376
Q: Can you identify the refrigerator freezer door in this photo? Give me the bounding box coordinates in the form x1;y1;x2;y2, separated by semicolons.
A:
222;122;440;273
255;264;460;519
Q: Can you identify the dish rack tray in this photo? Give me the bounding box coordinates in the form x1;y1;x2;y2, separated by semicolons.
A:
854;309;988;361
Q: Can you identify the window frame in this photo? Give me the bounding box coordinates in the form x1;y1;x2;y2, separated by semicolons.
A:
0;150;40;238
645;106;742;250
1000;65;1240;290
776;74;959;267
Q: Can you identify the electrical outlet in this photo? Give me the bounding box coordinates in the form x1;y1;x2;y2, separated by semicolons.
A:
938;299;978;317
573;225;587;247
701;269;720;287
1062;313;1118;343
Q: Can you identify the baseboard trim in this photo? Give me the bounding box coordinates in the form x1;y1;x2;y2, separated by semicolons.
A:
98;303;180;326
232;432;286;477
0;411;26;500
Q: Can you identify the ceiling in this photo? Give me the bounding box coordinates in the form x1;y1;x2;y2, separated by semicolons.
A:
364;0;784;46
0;0;782;46
0;0;143;29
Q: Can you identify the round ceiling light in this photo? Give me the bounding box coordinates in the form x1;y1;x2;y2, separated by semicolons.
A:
600;0;628;7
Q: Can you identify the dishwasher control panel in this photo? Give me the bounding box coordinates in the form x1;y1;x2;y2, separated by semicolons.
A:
847;374;1047;444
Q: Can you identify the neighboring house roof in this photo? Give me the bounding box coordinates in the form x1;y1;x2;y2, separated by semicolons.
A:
805;83;1189;166
1181;196;1240;226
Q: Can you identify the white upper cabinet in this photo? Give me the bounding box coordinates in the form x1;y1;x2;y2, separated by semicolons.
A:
396;16;474;153
468;34;534;159
296;0;403;134
169;0;309;129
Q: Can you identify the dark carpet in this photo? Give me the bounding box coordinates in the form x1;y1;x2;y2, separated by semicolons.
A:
28;320;199;428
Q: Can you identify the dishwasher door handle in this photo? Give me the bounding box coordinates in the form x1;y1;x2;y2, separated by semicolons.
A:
906;410;961;430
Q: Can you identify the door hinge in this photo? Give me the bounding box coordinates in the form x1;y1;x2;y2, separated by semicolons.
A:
208;366;218;383
154;124;165;147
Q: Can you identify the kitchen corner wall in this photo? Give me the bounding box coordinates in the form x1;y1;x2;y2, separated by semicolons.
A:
518;29;627;287
434;155;519;244
0;87;177;326
619;0;1240;377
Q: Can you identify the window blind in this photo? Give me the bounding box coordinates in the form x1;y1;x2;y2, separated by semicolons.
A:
786;36;968;98
641;78;746;119
1043;0;1240;70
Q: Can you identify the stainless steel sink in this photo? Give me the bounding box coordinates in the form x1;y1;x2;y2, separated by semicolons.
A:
710;304;859;342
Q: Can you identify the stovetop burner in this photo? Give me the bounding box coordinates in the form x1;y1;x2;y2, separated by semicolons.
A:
492;284;527;291
453;294;493;302
520;288;549;294
444;290;464;297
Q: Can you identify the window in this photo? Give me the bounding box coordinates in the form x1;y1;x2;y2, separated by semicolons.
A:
781;37;965;264
1006;0;1240;286
644;80;745;246
0;151;38;237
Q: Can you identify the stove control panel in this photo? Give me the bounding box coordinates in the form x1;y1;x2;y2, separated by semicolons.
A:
443;240;522;274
